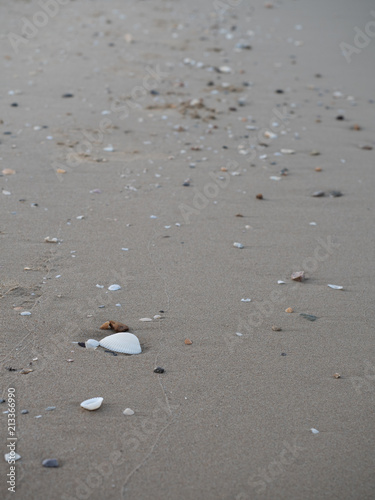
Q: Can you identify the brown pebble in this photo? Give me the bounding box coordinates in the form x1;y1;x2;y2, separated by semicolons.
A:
184;339;193;345
360;145;373;150
235;214;244;217
352;124;361;130
310;150;320;156
221;167;228;172
285;307;293;313
272;325;282;331
333;373;341;379
291;271;305;282
315;167;322;172
256;193;263;200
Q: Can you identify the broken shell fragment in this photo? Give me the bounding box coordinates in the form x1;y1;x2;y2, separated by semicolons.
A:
123;408;134;416
85;339;100;350
139;317;152;322
44;237;60;243
100;321;129;332
108;284;121;291
233;242;244;249
80;397;103;411
333;373;341;379
184;339;193;345
291;271;305;282
272;325;282;331
285;307;293;313
327;284;343;290
99;332;141;354
100;321;111;330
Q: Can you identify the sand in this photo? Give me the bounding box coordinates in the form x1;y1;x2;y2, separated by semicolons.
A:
1;0;375;499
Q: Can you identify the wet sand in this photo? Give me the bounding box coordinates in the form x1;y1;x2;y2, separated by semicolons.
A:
1;1;375;499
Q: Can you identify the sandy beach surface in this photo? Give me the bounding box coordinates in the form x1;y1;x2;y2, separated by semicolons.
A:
1;0;375;499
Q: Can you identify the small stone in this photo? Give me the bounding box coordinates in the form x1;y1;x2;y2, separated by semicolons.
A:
285;307;293;313
0;399;5;404
78;342;86;348
20;369;33;374
62;93;74;98
123;408;134;416
333;373;341;379
11;102;18;107
154;367;165;374
21;409;29;414
42;458;59;468
336;115;345;120
272;326;282;331
280;168;289;176
256;193;263;199
315;167;322;172
184;339;193;345
360;145;373;150
233;242;244;249
20;311;31;316
329;190;342;197
108;284;121;291
281;352;287;356
235;214;244;217
300;313;317;321
291;271;305;282
310;150;320;156
312;190;325;197
5;453;21;462
45;406;56;411
352;124;361;130
2;168;16;175
275;89;284;94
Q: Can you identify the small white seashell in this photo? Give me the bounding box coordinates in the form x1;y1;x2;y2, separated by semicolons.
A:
139;317;152;322
96;284;104;288
2;190;11;195
99;332;141;354
123;408;134;416
241;298;251;302
311;428;319;434
44;237;60;243
327;284;343;290
20;311;31;316
76;215;84;220
270;176;281;181
277;280;285;284
85;339;100;350
4;453;21;462
153;315;162;319
233;242;244;249
103;145;114;152
236;332;243;337
80;397;103;411
309;222;317;226
108;284;121;291
280;149;295;154
219;65;232;73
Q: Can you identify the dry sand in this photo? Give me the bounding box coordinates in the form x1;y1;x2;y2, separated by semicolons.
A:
1;0;375;499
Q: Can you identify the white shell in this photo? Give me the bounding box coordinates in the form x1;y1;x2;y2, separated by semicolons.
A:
233;242;244;249
80;397;103;411
327;284;343;290
108;284;121;291
20;311;31;316
241;298;251;302
311;428;319;434
277;280;285;284
153;315;162;319
85;339;100;349
4;453;21;462
139;317;152;322
99;332;141;354
123;408;134;416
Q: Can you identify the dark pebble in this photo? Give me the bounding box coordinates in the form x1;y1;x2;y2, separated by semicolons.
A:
98;305;105;308
329;190;342;197
281;353;287;356
21;409;29;414
336;115;345;120
4;131;12;135
275;89;284;94
182;181;190;186
222;145;228;149
0;399;5;404
42;459;59;468
11;103;18;107
62;93;74;98
154;367;165;374
159;310;164;313
78;342;86;348
280;168;289;176
150;90;159;95
104;350;118;356
300;313;317;321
